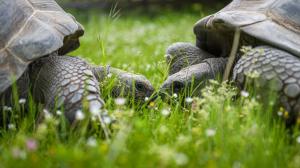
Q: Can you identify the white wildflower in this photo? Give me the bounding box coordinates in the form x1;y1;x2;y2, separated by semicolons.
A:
277;111;283;116
115;98;126;106
144;97;149;101
19;98;26;104
3;106;12;111
297;136;300;144
43;109;53;120
205;128;216;137
56;110;62;116
103;116;112;124
173;93;178;98
161;108;171;117
86;137;97;147
185;97;193;104
241;90;249;98
107;73;112;78
75;110;85;120
8;123;16;130
174;153;189;166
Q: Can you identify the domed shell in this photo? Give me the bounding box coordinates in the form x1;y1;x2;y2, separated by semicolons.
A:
194;0;300;58
0;0;84;93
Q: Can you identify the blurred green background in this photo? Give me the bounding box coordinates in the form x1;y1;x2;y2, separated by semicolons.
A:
57;0;230;10
1;1;300;168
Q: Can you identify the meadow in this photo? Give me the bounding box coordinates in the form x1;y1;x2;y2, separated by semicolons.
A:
0;7;300;168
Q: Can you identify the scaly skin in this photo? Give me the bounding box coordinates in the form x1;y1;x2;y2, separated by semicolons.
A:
29;55;110;136
160;57;227;96
161;42;227;95
30;56;104;121
233;46;300;125
92;66;154;102
166;42;215;75
161;43;300;125
0;55;154;134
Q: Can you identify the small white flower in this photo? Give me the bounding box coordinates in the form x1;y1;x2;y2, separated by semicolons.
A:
107;73;112;78
144;97;149;101
19;98;26;104
205;128;216;137
75;110;85;120
185;97;193;104
8;123;16;130
103;116;112;124
86;137;97;147
277;111;283;116
3;106;12;111
296;136;300;144
43;109;49;114
43;109;53;120
174;153;189;166
115;98;126;106
161;108;171;117
173;93;178;98
241;90;249;98
56;110;62;116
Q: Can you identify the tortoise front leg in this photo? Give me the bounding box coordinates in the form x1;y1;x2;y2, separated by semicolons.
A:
233;46;300;125
29;55;110;136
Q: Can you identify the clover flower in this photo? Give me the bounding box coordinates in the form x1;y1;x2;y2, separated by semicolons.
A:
26;138;38;151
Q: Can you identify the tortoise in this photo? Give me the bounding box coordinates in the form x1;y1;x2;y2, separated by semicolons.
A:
160;0;300;124
0;0;154;135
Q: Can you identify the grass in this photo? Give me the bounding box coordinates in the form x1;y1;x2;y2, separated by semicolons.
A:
1;8;300;168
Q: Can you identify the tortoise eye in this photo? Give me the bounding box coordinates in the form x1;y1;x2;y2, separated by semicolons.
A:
172;81;184;93
136;82;145;91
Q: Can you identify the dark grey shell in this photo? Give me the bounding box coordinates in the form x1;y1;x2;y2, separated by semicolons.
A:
194;0;300;57
0;0;84;93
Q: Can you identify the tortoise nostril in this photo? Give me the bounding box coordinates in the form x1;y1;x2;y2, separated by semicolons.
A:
172;81;184;93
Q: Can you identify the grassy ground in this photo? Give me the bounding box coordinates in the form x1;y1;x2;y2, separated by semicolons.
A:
1;8;300;168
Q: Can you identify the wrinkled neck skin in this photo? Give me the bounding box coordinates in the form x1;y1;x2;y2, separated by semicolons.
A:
0;53;56;108
92;66;135;97
92;65;154;102
92;66;127;81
